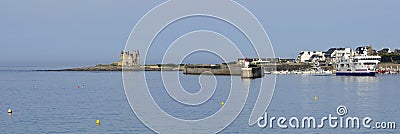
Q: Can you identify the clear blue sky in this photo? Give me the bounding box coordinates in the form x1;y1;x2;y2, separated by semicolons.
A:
1;0;399;66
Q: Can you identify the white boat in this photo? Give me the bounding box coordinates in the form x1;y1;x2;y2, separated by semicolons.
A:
311;66;332;76
280;70;289;74
264;71;271;74
390;71;398;74
302;71;311;74
324;70;333;74
271;71;280;74
336;54;381;76
309;60;333;76
292;70;302;74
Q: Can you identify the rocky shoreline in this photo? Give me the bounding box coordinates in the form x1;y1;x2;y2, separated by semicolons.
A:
39;65;123;71
37;64;182;71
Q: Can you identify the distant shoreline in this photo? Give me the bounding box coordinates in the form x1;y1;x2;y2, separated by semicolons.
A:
36;64;182;71
37;62;399;73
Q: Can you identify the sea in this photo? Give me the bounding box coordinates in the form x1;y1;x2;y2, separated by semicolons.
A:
0;66;398;133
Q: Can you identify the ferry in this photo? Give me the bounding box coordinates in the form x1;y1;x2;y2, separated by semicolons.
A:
335;55;381;76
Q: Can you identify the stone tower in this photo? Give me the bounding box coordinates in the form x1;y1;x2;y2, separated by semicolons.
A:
119;50;140;66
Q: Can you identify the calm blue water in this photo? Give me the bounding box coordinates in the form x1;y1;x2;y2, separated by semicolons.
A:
0;66;399;133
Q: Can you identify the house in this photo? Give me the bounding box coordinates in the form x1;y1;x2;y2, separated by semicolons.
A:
393;49;400;54
323;48;353;63
297;51;325;63
378;48;391;54
355;45;373;55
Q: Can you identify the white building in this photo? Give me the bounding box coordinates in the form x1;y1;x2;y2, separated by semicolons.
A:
355;46;373;55
324;48;354;63
297;51;325;63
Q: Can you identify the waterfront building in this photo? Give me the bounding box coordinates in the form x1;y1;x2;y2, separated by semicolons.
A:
393;49;400;54
324;48;353;63
378;48;391;54
355;45;374;55
297;51;325;63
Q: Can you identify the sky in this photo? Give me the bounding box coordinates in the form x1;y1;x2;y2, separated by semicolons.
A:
0;0;399;66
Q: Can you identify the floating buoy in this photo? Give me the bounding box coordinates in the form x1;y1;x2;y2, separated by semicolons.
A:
314;96;318;101
77;85;81;89
8;109;12;114
96;119;100;125
221;101;225;106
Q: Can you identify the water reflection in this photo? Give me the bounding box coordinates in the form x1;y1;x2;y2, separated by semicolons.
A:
338;76;379;95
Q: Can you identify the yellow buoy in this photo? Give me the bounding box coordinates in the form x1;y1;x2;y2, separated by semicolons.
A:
221;101;225;106
96;119;100;125
8;109;12;114
314;96;318;101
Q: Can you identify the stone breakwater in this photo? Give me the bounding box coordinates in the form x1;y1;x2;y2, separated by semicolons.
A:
183;64;242;75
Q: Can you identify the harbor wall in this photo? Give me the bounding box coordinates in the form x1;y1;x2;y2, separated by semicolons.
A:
183;64;241;75
183;63;312;75
241;67;263;78
273;64;311;71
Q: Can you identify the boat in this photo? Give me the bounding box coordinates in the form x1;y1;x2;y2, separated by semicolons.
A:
291;70;302;74
335;54;381;76
310;61;333;76
302;71;311;74
264;71;271;74
271;71;280;74
280;70;289;74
